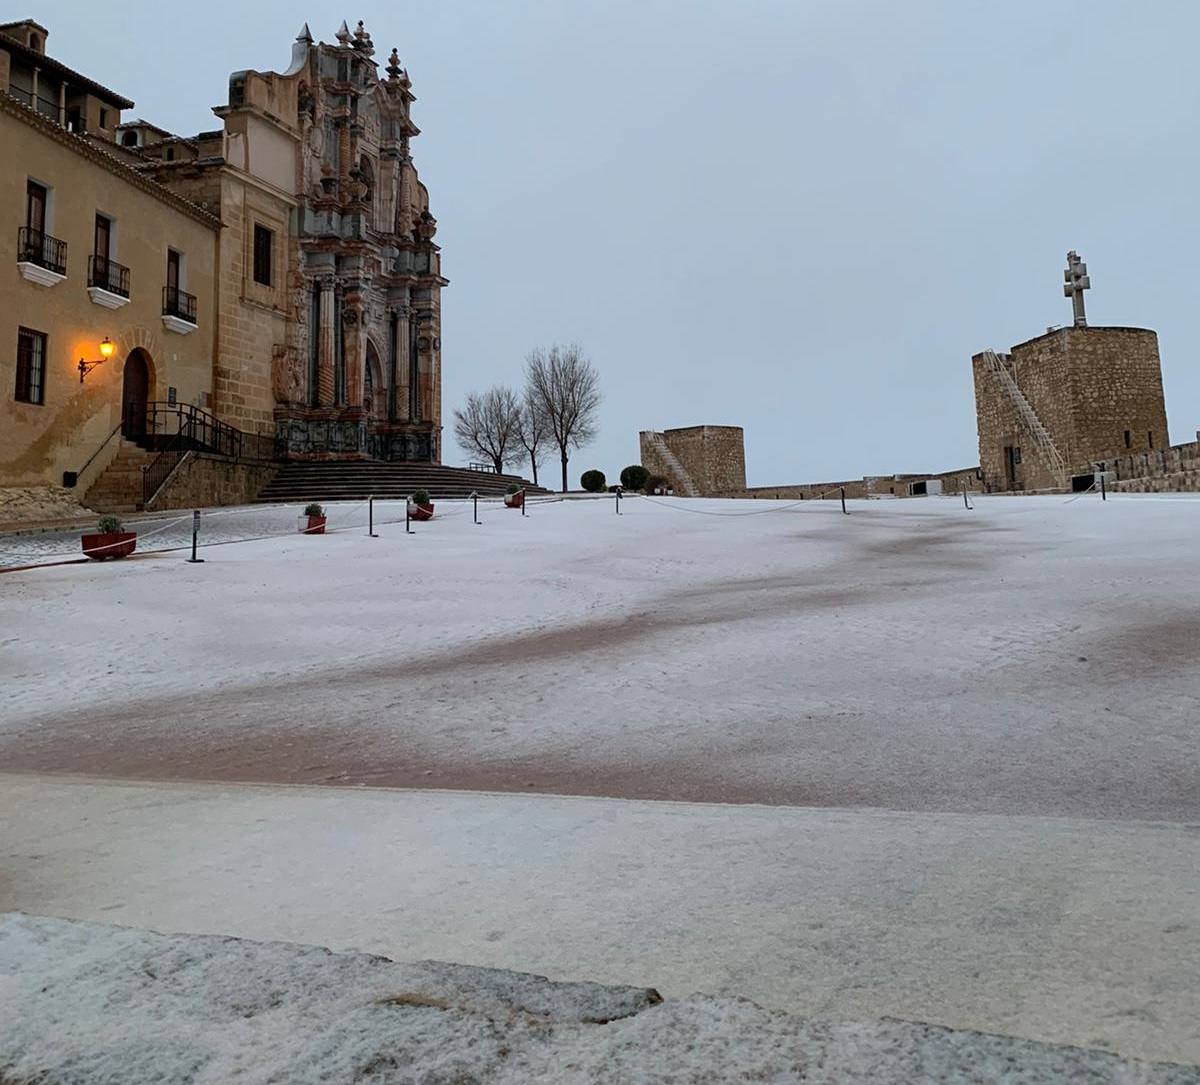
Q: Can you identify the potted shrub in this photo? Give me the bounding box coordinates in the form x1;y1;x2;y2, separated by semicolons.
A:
408;489;435;521
504;483;525;509
82;514;137;560
299;502;327;535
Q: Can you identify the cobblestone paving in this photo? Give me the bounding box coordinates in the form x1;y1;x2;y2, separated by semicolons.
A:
0;501;424;569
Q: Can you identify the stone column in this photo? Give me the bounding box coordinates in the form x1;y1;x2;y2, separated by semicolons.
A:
317;278;336;407
343;300;363;408
395;308;412;420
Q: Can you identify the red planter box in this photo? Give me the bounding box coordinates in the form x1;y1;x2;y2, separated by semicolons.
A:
81;532;137;560
408;503;435;522
300;515;327;535
504;491;525;509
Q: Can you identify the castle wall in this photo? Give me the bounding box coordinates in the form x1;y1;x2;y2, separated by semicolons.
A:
1106;436;1200;493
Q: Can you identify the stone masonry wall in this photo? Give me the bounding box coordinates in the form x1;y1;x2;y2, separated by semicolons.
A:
716;465;981;501
146;452;278;511
641;426;746;495
211;174;290;431
1107;437;1200;493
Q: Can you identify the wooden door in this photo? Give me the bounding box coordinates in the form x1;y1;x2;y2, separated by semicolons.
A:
121;353;150;439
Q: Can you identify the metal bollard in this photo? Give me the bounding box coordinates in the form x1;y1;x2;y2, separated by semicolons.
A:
186;509;204;563
472;490;480;525
405;494;413;534
521;489;527;517
963;489;970;509
1100;474;1107;501
369;494;378;537
840;487;848;515
615;486;622;514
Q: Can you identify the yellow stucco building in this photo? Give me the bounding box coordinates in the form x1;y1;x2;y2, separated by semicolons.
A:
0;19;219;494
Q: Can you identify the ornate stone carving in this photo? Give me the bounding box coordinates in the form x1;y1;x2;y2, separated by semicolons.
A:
272;344;306;405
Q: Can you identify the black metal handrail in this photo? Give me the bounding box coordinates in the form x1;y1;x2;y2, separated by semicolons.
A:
143;437;186;507
145;401;243;459
162;285;197;324
18;226;67;276
88;254;131;298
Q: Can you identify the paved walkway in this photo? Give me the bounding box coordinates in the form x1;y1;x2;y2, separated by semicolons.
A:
4;774;1198;1066
0;499;430;568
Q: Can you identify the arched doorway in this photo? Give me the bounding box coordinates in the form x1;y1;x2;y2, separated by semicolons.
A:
121;350;150;439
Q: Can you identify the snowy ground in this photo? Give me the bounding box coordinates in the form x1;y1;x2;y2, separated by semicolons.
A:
4;492;1200;1069
3;493;1199;820
4;774;1199;1065
5;915;1198;1085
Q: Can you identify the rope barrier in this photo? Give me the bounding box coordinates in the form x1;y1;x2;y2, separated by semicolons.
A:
634;485;850;517
4;480;1137;574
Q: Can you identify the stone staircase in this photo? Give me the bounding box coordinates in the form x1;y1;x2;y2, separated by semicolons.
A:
643;431;699;496
256;461;550;504
83;439;157;513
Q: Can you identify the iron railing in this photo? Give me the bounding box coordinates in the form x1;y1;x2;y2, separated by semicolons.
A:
88;254;131;298
467;462;498;473
145;402;243;458
142;437;186;507
162;285;197;324
18;227;67;276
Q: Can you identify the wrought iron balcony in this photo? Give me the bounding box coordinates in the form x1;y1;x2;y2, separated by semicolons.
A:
162;285;197;324
88;255;130;298
18;227;67;276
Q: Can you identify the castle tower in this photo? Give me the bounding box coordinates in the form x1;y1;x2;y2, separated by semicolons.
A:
971;254;1168;492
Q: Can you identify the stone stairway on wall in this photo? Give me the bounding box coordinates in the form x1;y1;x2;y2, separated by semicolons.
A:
644;432;700;496
255;462;550;504
980;350;1069;489
83;440;157;513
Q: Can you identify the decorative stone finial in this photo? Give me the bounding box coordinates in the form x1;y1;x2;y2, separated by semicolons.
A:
336;20;351;45
296;23;313;44
386;48;402;80
352;20;375;56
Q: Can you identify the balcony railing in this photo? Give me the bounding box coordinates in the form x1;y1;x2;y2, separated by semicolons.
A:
162;285;197;324
18;227;67;276
88;255;131;298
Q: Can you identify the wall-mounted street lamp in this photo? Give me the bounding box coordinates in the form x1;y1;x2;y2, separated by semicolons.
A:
78;336;115;382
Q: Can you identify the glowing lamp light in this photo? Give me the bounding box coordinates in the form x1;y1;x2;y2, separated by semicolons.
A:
78;336;116;382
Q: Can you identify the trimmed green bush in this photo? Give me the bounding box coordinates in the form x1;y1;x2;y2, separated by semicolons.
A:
505;483;522;495
580;469;607;493
412;489;432;507
97;514;123;534
619;464;649;492
303;503;324;518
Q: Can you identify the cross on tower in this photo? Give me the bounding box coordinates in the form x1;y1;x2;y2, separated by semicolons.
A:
1064;250;1091;328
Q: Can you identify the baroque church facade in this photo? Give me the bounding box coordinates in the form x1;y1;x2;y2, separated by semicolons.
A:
140;20;446;462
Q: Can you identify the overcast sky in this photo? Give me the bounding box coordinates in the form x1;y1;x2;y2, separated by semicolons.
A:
42;1;1200;484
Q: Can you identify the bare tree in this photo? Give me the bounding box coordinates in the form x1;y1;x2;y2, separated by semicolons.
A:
525;344;601;492
515;390;548;487
452;385;523;475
